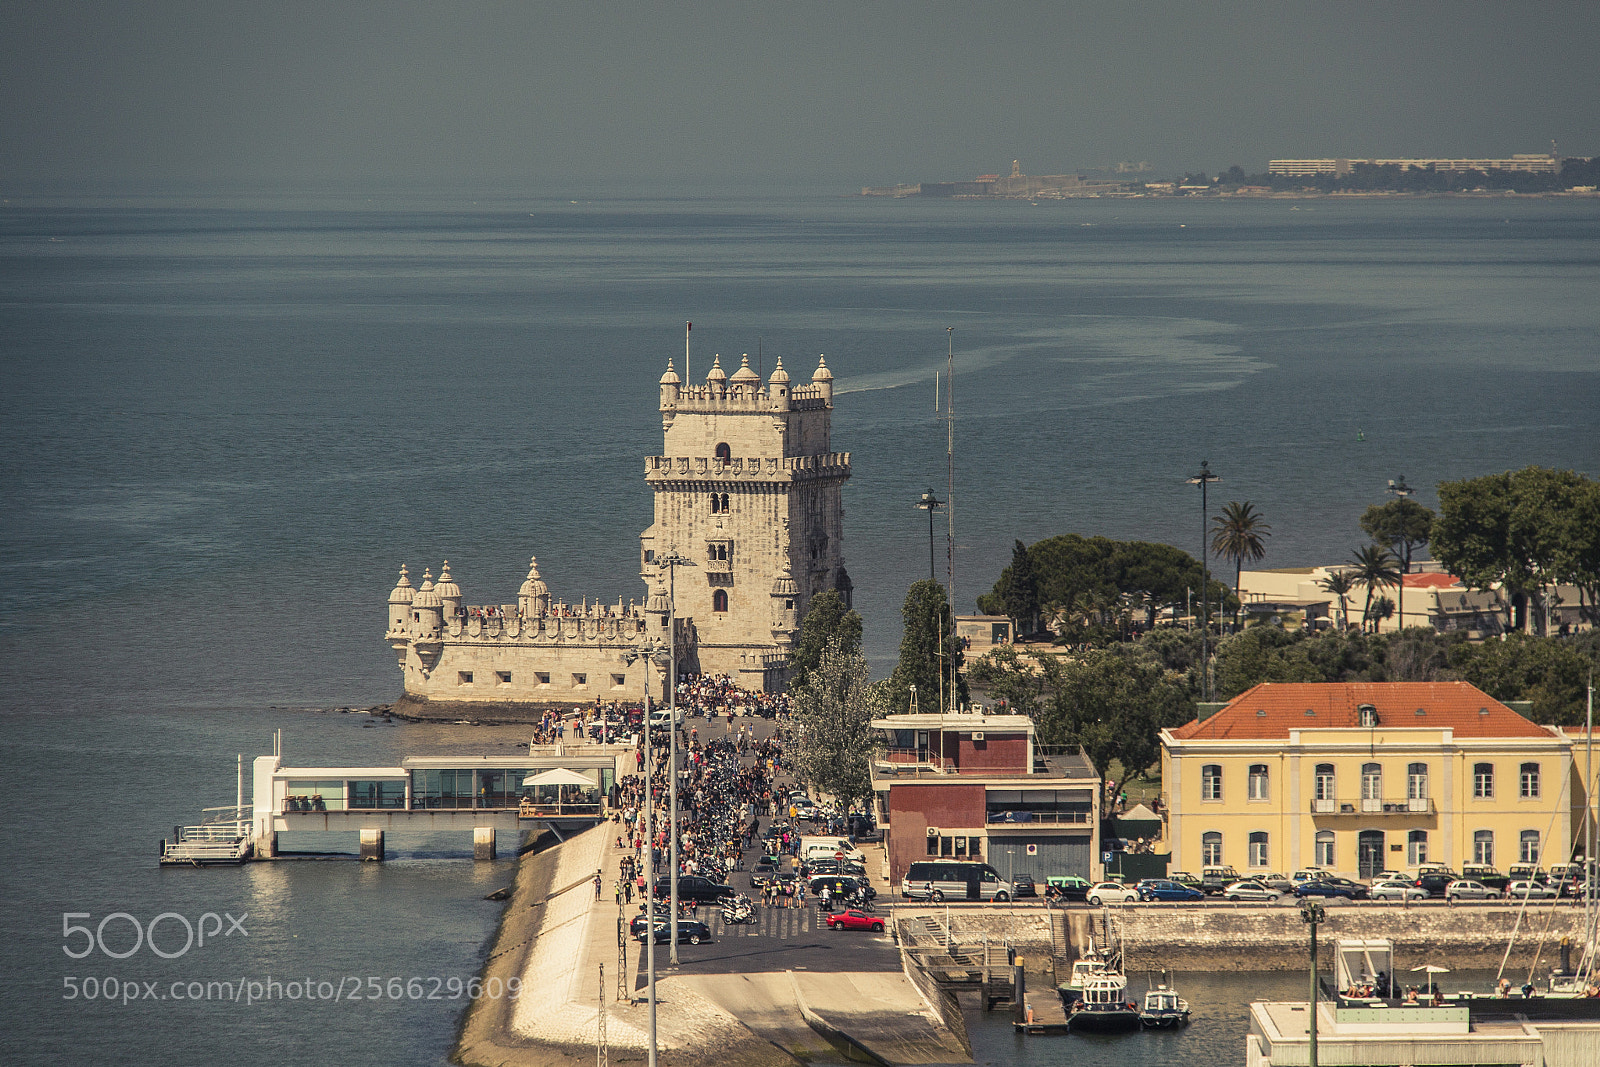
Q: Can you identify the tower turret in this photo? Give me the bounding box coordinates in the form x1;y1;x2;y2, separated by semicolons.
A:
659;358;681;411
412;569;443;639
387;564;415;636
770;565;799;647
767;356;791;409
706;355;727;398
811;354;834;406
729;354;761;400
517;555;550;617
435;560;462;622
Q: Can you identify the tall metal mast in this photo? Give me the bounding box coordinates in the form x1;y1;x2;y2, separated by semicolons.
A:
945;326;956;711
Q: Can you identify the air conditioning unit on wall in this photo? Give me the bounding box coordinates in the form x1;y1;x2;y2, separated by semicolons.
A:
927;826;940;837
971;731;985;740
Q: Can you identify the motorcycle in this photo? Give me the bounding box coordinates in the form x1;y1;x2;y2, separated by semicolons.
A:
720;895;757;924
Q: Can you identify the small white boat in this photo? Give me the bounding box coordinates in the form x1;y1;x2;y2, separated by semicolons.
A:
1140;982;1191;1028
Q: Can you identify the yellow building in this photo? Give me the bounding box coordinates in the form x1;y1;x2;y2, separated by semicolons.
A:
1161;683;1577;879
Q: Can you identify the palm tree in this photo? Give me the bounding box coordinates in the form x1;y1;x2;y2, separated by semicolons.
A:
1348;544;1401;632
1317;570;1358;631
1212;501;1272;632
1371;595;1396;630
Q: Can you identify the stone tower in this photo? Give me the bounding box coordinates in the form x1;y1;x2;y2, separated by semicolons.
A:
642;353;852;691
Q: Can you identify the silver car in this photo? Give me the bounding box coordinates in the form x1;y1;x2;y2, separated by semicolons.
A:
1504;879;1558;901
1086;882;1140;905
1446;879;1500;902
1222;880;1282;902
1370;879;1428;902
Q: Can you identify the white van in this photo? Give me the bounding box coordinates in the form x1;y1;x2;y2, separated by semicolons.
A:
801;836;864;864
901;860;1016;902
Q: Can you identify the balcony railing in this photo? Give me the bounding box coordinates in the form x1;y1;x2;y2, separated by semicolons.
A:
1309;798;1435;815
519;800;602;818
986;810;1091;825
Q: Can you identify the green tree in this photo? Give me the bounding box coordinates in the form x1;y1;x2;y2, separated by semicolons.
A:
1431;467;1600;634
788;589;862;690
791;638;889;810
1348;544;1401;632
1211;501;1271;631
889;579;967;714
1449;634;1600;725
1317;570;1357;631
1360;497;1435;575
966;642;1052;719
1037;650;1194;778
1001;539;1040;635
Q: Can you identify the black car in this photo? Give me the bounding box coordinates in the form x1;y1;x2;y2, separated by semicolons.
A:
808;874;876;901
635;918;712;945
1294;877;1369;901
1012;874;1037;898
653;875;736;904
1412;871;1461;899
749;861;779;889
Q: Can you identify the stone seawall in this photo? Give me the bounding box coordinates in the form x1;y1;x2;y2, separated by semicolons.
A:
392;693;562;724
894;904;1589;972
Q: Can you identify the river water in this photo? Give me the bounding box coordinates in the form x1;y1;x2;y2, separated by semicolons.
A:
1;190;1596;1065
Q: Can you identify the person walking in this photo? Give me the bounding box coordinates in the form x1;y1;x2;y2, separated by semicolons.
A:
593;869;603;900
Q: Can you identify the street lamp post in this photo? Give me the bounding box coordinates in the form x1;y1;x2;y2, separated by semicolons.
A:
656;550;696;964
1188;461;1220;701
1300;898;1325;1067
916;489;944;583
620;636;670;1067
1387;476;1414;631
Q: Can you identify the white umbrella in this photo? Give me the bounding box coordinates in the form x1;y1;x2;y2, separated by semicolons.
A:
521;768;596;788
1410;964;1451;974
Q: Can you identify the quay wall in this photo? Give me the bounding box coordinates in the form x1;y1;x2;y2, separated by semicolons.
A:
893;904;1591;971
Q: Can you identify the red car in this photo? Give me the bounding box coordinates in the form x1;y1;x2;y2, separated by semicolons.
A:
825;909;884;932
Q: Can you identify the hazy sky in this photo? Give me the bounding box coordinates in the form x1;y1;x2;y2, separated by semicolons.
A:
4;1;1596;189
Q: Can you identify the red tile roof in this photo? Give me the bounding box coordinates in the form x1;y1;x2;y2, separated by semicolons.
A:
1169;682;1550;740
1403;572;1460;589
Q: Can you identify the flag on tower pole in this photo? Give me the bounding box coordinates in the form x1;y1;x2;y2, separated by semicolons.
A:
685;322;691;384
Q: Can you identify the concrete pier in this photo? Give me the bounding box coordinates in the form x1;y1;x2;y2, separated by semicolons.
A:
359;828;385;862
473;827;496;861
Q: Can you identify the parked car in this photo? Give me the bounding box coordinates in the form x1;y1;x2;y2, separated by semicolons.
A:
1373;870;1406;882
1445;880;1500;902
636;918;712;945
1294;879;1367;901
1012;874;1037;898
1504;879;1558;901
1139;879;1205;902
653;875;736;904
825;909;885;932
1168;871;1203;890
1045;875;1092;902
1460;864;1511;891
1087;882;1140;906
809;874;876;901
1291;867;1332;885
1221;880;1283;902
1370;879;1429;902
1257;873;1296;893
1200;865;1242;895
1507;864;1548;884
1412;870;1462;899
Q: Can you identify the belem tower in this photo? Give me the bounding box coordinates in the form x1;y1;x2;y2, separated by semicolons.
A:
385;353;851;715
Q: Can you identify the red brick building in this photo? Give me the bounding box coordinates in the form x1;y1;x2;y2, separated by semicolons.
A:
870;710;1102;886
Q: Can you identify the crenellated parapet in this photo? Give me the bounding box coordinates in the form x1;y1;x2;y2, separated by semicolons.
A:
643;451;851;485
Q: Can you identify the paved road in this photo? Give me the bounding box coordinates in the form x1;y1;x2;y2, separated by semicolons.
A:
634;903;899;985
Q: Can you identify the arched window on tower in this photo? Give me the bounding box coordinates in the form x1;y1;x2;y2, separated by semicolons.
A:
712;589;729;613
710;493;721;513
720;492;730;512
715;442;731;463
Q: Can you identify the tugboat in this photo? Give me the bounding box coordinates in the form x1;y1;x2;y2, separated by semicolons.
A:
1067;972;1141;1032
1139;974;1192;1029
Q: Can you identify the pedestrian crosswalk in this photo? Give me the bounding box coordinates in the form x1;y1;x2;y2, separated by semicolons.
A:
706;906;817;939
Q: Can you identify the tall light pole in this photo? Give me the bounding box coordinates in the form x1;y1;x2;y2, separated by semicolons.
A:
656;549;696;964
1386;476;1414;631
916;489;944;583
1300;898;1325;1067
620;635;669;1067
1188;461;1220;701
